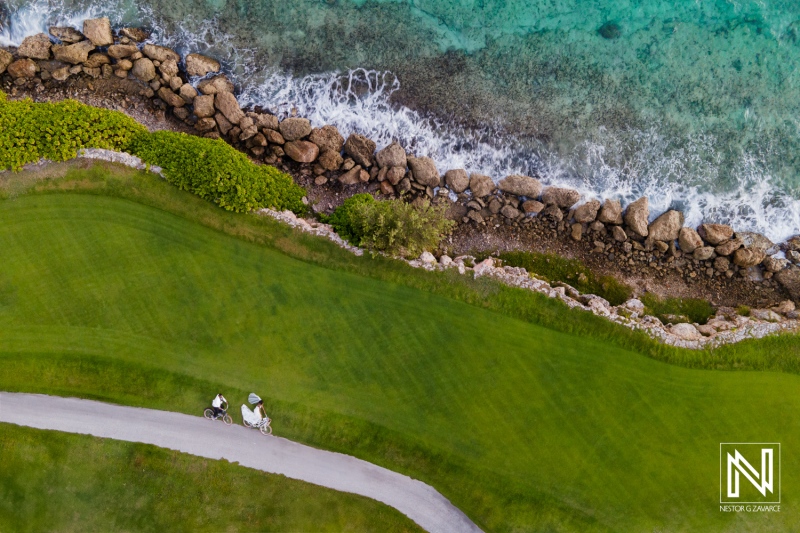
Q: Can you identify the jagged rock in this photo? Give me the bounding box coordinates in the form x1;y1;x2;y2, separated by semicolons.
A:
51;66;71;81
83;17;113;47
788;250;800;265
0;50;12;75
49;26;85;43
143;44;180;63
308;125;344;153
263;129;285;145
214;113;233;135
121;28;149;42
611;225;627;242
318;150;343;171
197;75;235;95
407;157;439;187
185;53;221;77
278;117;312;142
714;256;730;272
715;237;743;257
570;223;583;241
247;113;277;131
116;59;133;71
698;223;734;246
522;200;545;214
623;197;649;237
597;199;623;225
107;44;138;59
52;40;94;64
19;33;52;60
670;323;702;340
84;53;111;68
386;167;406;185
501;205;521;219
738;232;777;255
647;210;683;241
130;57;156;82
469;173;496;197
343;134;376;167
541;186;580;208
678;227;703;253
192;94;215;118
445;169;469;193
157;87;185;108
498;174;542;198
158;59;179;81
693;246;715;261
7;59;36;79
775;267;800;300
214;91;244;124
375;142;407;168
284;140;320;163
762;256;788;273
194;117;217;132
238;116;258;140
541;204;563;221
772;300;796;315
339;165;369;185
573;199;601;223
733;247;766;268
251;133;268;147
623;299;645;313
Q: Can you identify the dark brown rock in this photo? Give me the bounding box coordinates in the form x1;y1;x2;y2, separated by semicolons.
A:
143;44;180;63
84;53;111;68
19;33;52;60
698;223;734;246
194;117;217;132
214;91;244;124
715;237;743;257
318;150;343;171
185;53;221;77
573;199;601;223
264;129;285;145
775;267;800;300
733;247;767;268
339;165;365;185
623;197;649;237
469;173;495;197
309;125;345;153
108;45;139;59
542;187;580;208
52;40;94;65
192;94;215;118
250;113;279;131
157;87;185;108
678;227;703;253
375;141;407;168
279;117;313;141
7;59;36;79
344;134;376;167
49;26;85;43
597;199;623;225
120;28;149;42
445;169;469;193
284;140;320;163
648;210;684;242
498;174;542;198
0;50;12;75
407;156;439;187
83;18;114;47
541;204;564;221
522;200;545;214
693;246;715;261
178;84;197;103
386;167;406;185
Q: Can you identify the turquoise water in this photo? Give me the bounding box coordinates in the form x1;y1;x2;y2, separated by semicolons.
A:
4;0;800;240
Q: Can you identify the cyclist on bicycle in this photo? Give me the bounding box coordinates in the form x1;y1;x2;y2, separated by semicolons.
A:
211;393;228;419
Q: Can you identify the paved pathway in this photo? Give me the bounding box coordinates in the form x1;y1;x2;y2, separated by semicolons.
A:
0;392;482;533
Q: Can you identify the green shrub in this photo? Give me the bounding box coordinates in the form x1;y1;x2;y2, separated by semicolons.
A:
0;94;147;171
129;131;306;213
497;251;633;306
737;305;751;316
348;198;455;258
640;294;715;325
325;193;376;243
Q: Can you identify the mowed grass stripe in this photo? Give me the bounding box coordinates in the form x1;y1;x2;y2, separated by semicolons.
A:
1;182;799;531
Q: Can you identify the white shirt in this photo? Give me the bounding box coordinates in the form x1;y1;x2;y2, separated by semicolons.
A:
212;395;227;408
253;406;263;420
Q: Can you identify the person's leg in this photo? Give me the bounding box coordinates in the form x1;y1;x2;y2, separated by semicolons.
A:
213;407;222;418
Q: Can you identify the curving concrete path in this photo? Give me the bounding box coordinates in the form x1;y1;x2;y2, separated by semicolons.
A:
0;392;482;533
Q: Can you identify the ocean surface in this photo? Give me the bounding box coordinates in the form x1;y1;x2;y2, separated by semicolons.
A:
3;0;800;241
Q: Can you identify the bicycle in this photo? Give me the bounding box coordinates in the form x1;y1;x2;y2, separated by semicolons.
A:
204;406;232;425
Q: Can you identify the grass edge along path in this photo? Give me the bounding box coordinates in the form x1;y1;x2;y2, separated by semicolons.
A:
0;422;423;533
2;163;800;532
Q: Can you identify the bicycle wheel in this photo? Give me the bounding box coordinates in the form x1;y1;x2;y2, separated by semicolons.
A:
223;414;232;425
243;419;252;428
260;424;272;436
203;408;214;420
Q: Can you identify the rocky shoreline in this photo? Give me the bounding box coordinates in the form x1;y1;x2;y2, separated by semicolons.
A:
3;18;800;335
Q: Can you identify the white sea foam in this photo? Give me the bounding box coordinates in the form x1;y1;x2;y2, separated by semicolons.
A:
3;2;800;242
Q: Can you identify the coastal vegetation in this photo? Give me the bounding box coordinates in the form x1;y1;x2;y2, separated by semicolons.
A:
1;162;800;531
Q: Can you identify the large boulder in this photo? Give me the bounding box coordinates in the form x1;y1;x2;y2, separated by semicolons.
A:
279;117;313;141
344;134;376;167
185;53;221;77
318;150;343;171
197;75;235;95
693;246;715;261
670;323;702;341
498;174;542;198
249;112;279;131
648;210;684;242
386;167;406;185
193;94;215;118
6;59;36;79
541;186;580;208
49;26;85;43
107;44;139;59
130;58;156;82
309;125;344;153
52;40;94;64
214;91;244;124
715;237;743;257
444;169;469;193
375;142;407;168
407;157;440;187
0;50;12;75
762;256;789;273
698;223;734;246
83;17;114;47
624;197;649;237
738;232;777;255
179;83;198;103
142;44;180;63
678;227;703;253
775;266;800;300
284;140;320;163
597;199;623;225
157;87;185;108
573;199;601;223
469;173;495;197
18;33;52;60
158;59;180;80
733;247;767;268
84;53;111;68
120;27;149;42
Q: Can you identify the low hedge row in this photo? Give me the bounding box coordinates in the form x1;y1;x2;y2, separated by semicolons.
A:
0;92;306;214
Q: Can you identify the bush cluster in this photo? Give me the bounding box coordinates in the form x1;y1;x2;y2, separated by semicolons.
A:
0;93;146;171
328;196;454;257
129;131;305;213
0;92;306;214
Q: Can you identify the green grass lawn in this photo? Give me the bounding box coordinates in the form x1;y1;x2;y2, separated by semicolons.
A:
2;163;800;531
0;423;420;533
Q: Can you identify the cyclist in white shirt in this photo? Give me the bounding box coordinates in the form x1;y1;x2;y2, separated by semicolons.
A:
211;393;228;419
253;400;265;421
